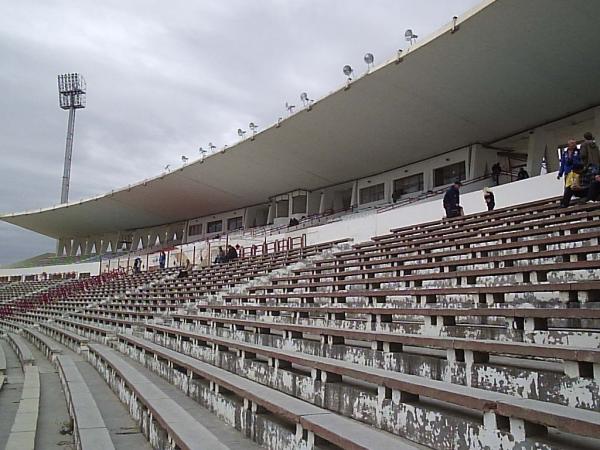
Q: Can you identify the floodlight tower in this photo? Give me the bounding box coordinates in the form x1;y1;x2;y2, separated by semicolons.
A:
57;73;86;204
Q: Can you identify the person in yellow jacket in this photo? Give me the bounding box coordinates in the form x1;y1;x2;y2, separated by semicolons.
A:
561;164;588;207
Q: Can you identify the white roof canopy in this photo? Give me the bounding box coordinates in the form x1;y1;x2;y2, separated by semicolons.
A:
4;0;600;239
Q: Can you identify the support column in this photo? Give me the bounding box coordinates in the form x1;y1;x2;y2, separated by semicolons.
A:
527;129;558;176
350;180;359;208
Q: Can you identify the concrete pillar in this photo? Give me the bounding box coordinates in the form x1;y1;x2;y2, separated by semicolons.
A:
350;180;359;208
526;129;558;176
318;192;326;214
266;203;274;224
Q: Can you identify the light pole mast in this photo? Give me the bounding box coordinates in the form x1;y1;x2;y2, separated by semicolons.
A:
57;73;86;204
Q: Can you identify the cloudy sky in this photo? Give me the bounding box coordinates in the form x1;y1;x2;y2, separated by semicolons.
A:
0;0;481;265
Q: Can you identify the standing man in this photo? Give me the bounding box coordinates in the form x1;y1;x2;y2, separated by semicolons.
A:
443;180;462;218
159;251;166;270
491;163;502;185
580;132;599;168
483;187;495;211
558;139;581;181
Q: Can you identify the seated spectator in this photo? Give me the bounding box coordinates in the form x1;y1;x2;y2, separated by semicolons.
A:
288;217;299;227
133;257;142;274
483;187;495;211
561;164;588;207
491;162;502;185
443;180;462;218
225;245;238;262
214;246;225;264
392;188;403;203
558;139;581;181
177;259;191;278
517;167;529;180
580;132;599;167
585;164;600;202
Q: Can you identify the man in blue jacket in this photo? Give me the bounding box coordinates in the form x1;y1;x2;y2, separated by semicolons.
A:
443;180;462;218
557;139;581;180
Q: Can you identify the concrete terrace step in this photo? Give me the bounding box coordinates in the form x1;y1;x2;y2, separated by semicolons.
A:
115;333;421;450
136;323;600;439
87;342;242;450
55;355;115;450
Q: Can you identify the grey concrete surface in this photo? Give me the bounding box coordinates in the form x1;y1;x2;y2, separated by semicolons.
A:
0;339;24;449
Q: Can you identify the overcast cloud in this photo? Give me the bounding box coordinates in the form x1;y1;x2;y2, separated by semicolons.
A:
0;0;481;265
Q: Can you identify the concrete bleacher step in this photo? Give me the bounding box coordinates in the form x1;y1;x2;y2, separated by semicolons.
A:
113;332;422;450
87;341;261;450
55;354;116;449
3;332;39;450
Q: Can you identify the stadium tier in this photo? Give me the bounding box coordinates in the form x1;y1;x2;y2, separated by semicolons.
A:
2;196;600;449
2;0;600;449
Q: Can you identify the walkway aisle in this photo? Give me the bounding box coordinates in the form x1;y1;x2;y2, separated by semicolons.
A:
45;341;152;450
27;344;73;449
0;340;23;449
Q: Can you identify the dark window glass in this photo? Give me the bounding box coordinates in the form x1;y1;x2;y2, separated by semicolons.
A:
359;183;385;204
434;162;466;187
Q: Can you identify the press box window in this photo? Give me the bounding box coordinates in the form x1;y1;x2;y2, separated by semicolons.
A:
207;220;222;233
359;183;385;204
292;195;307;214
276;199;289;218
188;224;202;236
393;173;424;195
227;216;243;231
433;161;466;187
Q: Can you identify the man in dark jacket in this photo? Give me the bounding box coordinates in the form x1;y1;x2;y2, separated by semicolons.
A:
225;245;238;262
580;132;600;167
443;180;462;218
517;168;529;180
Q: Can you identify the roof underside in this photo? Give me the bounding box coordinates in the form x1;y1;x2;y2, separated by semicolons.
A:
4;0;600;239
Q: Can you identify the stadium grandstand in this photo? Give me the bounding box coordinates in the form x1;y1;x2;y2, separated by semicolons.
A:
1;0;600;449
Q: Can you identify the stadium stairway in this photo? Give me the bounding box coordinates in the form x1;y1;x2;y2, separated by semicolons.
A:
2;196;600;448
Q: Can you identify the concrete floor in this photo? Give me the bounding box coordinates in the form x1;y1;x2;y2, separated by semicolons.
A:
0;339;23;449
30;344;73;449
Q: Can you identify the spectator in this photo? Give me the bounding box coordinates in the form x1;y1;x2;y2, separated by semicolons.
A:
392;188;403;203
177;259;191;278
133;257;142;274
214;246;225;264
586;172;600;202
558;139;581;180
288;217;299;227
517;168;529;180
580;132;600;167
483;187;495;211
443;180;462;218
235;244;241;258
561;164;588;207
491;162;502;185
159;251;166;269
226;245;238;262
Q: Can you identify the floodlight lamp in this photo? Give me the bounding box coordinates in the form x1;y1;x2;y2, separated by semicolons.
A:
164;164;171;171
237;128;246;138
181;155;188;164
276;117;283;128
364;53;374;66
452;16;459;33
209;142;216;151
285;102;295;114
405;29;418;45
343;65;353;79
249;122;258;131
